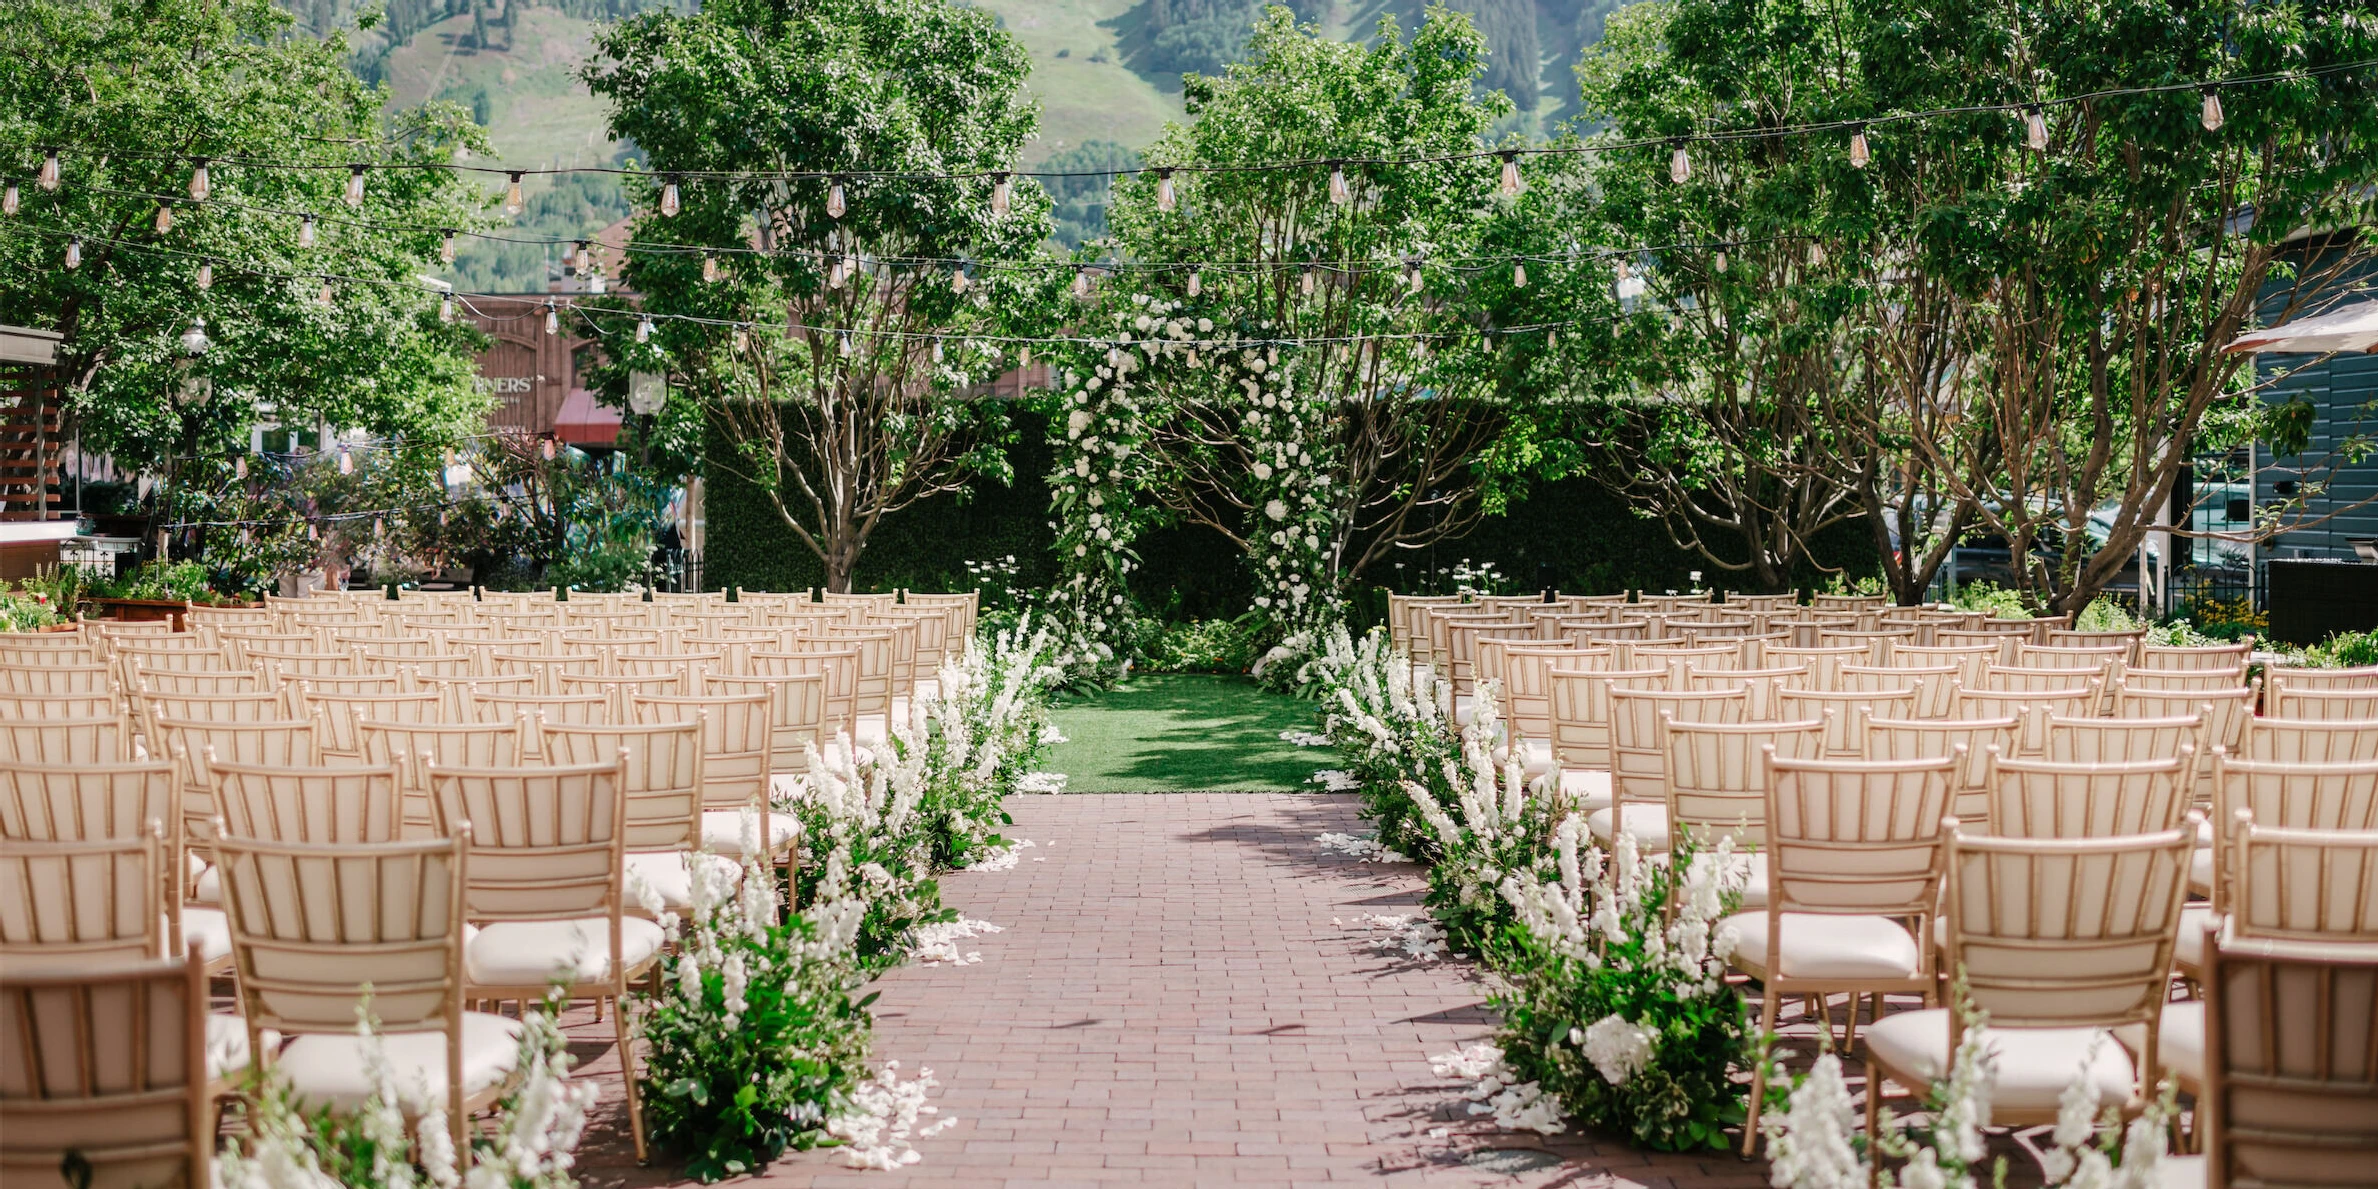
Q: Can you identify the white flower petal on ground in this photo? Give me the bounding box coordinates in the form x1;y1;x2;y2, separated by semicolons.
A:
965;839;1037;871
910;917;1005;965
1314;831;1410;862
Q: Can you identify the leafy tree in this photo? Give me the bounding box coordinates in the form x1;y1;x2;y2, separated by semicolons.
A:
1041;140;1141;249
0;0;493;516
585;0;1055;593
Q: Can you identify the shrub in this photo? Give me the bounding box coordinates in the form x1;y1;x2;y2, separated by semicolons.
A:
2302;628;2378;668
1948;581;2031;619
1140;616;1262;674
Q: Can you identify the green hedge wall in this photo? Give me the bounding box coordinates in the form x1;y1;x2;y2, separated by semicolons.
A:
703;407;1881;607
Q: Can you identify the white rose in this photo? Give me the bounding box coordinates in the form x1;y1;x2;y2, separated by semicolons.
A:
1066;409;1092;438
1197;318;1213;332
1265;499;1288;521
1253;463;1273;480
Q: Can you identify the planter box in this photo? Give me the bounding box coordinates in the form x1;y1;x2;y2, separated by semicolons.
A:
82;597;190;631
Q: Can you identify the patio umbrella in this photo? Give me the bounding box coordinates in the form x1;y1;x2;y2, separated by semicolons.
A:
2222;300;2378;354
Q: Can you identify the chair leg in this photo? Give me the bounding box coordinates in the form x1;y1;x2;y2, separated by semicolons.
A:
1844;992;1864;1052
1740;988;1784;1158
612;996;648;1163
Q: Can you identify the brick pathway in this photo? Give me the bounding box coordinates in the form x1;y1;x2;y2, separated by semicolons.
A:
568;793;1772;1188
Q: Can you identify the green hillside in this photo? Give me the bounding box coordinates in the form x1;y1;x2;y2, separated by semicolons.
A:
970;0;1185;165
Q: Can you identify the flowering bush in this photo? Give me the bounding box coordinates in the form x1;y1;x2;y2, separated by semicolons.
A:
907;618;1064;868
220;1000;596;1189
1401;683;1558;954
635;846;875;1182
1490;817;1752;1151
1311;624;1471;858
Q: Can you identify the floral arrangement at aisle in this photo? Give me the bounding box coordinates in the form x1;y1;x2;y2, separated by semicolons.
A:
1762;1002;2178;1189
1309;623;1755;1151
219;1002;596;1189
637;622;1065;1180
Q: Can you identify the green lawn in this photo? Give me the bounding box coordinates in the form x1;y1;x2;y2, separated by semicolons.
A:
1045;673;1330;792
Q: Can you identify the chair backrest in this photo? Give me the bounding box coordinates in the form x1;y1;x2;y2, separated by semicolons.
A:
1775;686;1919;757
710;672;834;769
359;718;526;838
215;833;465;1037
1949;684;2097;753
1890;642;2010;689
1491;645;1580;744
0;955;212;1189
0;831;162;971
1859;713;2016;821
0;662;114;697
538;719;705;852
0;691;118;720
296;689;443;757
429;758;627;935
1760;752;1954;917
0;715;136;764
2014;642;2129;671
631;692;774;810
153;717;318;842
1983;752;2191;837
1839;663;1959;717
1543;667;1665;772
132;666;264;697
2045;712;2206;773
2199;930;2378;1188
210;758;404;844
1609;685;1747;805
1765;644;1867;688
2241;716;2378;764
2209;756;2378;915
1940;822;2194;1031
2263;663;2378;698
2228;819;2378;947
2267;688;2378;722
2119;665;2248;692
472;693;609;752
1661;716;1826;845
0;760;177;845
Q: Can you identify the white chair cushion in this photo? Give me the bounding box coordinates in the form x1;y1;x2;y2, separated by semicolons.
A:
1587;804;1671;852
621;850;740;912
2114;1000;2204;1087
277;1012;522;1113
1513;738;1554;780
1863;1007;2137;1113
2190;846;2213;895
2173;903;2213;971
1721;911;1919;980
1555;768;1613;812
1677;850;1768;910
853;714;891;747
191;862;220;905
700;809;799;857
206;1013;266;1081
465;917;665;987
181;907;230;961
1452;694;1477;727
2151;1156;2205;1189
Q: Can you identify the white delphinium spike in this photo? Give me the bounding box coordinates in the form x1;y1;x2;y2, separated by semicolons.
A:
1763;1051;1865;1189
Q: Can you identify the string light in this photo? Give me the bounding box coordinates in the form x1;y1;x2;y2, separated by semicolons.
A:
196;260;212;290
990;172;1011;219
1512;261;1527;288
2201;87;2224;131
439;293;454;322
1405;254;1423;293
951;263;970;293
1186;268;1201;297
658;177;679;217
702;251;720;283
540;436;556;460
561;240;579;273
297;214;316;248
543;302;559;336
188;159;210;202
838;329;855;357
826;179;846;219
2;182;15;216
828;256;845;288
440;229;456;265
1072;267;1089;298
38;149;58;192
636;314;653;343
1328;163;1350;206
234;455;247;480
1500;151;1524;197
504;172;526;216
1849;125;1871;168
317;277;334;305
731;324;748;352
1301;264;1316;297
1670;142;1690;184
1156;168;1176;213
1807;241;1827;267
153;202;173;233
932;338;943;363
1714;247;1729;273
64;239;80;269
2025;106;2049;151
345;164;367;208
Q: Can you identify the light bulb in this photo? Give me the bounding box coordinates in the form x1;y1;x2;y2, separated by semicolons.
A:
636;315;652;344
345;164;366;208
839;329;854;358
1714;248;1728;274
2026;107;2048;152
1512;261;1527;288
951;266;969;294
562;240;578;273
234;455;247;480
440;230;456;265
1670;143;1690;184
1849;127;1871;168
2201;87;2224;132
2;182;16;216
1500;152;1524;197
1156;169;1175;213
439;294;454;322
990;172;1010;218
1328;164;1350;206
1186;269;1201;297
196;260;212;290
1546;329;1558;349
298;214;316;249
932;338;944;363
154;202;173;233
1407;256;1423;293
318;278;334;306
338;448;353;474
37;149;58;192
732;325;748;353
1807;242;1827;267
63;239;80;269
188;159;210;202
828;258;845;289
702;251;720;283
658;178;679;217
505;172;525;216
1615;259;1630;282
1073;269;1089;298
1301;265;1316;297
826;180;845;219
544;303;559;336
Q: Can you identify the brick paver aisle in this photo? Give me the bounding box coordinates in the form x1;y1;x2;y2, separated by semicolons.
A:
578;794;1757;1189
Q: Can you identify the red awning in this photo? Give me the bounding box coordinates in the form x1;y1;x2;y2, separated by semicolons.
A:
553;387;622;447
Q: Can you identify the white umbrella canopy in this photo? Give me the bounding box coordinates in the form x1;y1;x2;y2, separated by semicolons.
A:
2223;300;2378;355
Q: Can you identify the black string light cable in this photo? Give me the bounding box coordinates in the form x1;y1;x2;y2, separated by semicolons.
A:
5;60;2361;194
